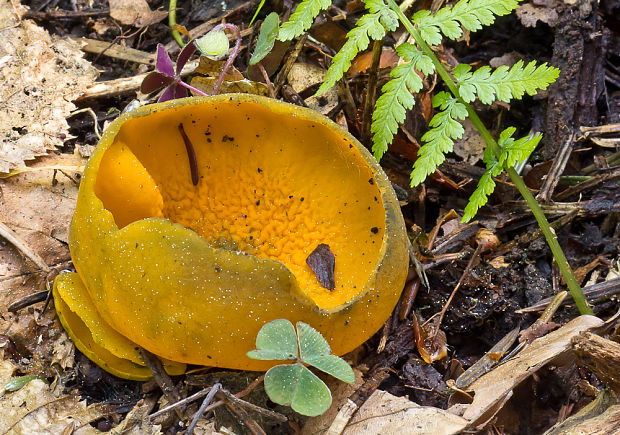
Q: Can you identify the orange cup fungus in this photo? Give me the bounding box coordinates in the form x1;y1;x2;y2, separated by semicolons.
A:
53;94;408;380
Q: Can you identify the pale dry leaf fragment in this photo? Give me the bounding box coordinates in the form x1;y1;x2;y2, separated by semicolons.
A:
109;399;162;434
342;389;468;435
108;0;168;27
0;379;111;434
516;2;559;27
462;315;604;428
452;119;487;165
287;63;338;115
0;0;98;172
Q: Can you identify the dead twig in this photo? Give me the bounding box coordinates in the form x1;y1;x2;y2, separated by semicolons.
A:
537;134;575;203
186;383;221;435
0;220;50;272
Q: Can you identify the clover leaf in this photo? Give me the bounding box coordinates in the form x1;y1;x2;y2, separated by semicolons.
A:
247;319;355;416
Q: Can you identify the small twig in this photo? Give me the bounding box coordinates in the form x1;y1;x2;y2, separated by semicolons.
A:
537;133;574;203
0;220;50;272
216;391;268;435
7;290;49;313
274;35;307;94
186;383;221;435
211;23;242;96
256;62;276;98
178;123;199;185
433;244;482;338
361;38;384;146
218;389;287;422
140;348;183;418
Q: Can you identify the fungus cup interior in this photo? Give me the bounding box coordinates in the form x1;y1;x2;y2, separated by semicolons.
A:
54;95;408;379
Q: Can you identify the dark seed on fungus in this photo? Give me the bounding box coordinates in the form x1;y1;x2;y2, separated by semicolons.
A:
371;227;379;234
369;178;374;184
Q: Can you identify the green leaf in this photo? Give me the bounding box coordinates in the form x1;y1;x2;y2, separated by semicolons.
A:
456;60;560;104
278;0;331;41
195;30;229;59
250;13;280;65
463;128;542;222
414;0;520;45
410;92;467;186
296;322;355;383
264;364;332;416
317;0;398;95
371;45;434;160
246;319;298;361
4;375;48;392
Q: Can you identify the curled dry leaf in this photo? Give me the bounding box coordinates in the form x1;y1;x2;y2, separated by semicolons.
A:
108;0;168;27
306;243;336;291
0;0;97;172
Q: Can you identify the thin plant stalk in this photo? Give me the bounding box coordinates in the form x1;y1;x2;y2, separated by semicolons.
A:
168;0;184;47
211;23;243;95
386;0;592;315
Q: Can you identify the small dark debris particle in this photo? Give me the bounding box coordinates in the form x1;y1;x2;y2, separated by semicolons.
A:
368;178;374;185
205;131;211;136
222;135;234;142
374;196;378;202
300;197;304;202
135;242;139;248
289;195;294;199
207;355;212;359
256;134;260;137
371;227;379;234
243;215;247;219
306;243;336;291
191;120;196;124
258;168;263;173
207;138;212;142
249;235;253;240
256;200;260;206
344;320;349;325
215;267;221;272
349;144;353;148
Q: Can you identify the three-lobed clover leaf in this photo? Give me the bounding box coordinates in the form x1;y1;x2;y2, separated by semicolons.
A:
247;319;355;416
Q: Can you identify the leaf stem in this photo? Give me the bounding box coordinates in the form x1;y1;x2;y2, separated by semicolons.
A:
168;0;184;47
386;0;592;315
178;80;209;97
211;23;243;95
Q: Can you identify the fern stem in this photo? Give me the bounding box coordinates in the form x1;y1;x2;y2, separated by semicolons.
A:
386;0;592;315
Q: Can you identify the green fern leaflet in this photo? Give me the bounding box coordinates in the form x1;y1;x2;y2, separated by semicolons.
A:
410;92;467;186
279;0;331;41
454;60;560;104
371;44;434;160
463;127;542;221
317;0;398;95
414;0;520;45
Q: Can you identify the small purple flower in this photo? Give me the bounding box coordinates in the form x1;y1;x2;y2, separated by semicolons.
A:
141;42;206;102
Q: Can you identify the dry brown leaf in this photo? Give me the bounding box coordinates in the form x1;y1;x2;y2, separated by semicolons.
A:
453;119;487;165
109;399;162;434
462;315;604;428
0;378;111;434
108;0;168;27
0;0;97;172
301;368;364;435
287;63;339;115
343;390;468;435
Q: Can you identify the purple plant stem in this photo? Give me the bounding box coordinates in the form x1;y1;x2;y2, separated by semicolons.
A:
211;23;242;96
178;80;209;97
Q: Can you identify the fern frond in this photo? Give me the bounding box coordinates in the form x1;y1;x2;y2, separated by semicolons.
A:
455;60;560;104
317;0;398;95
414;0;520;46
410;92;467;186
278;0;331;41
371;44;435;160
462;127;542;221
